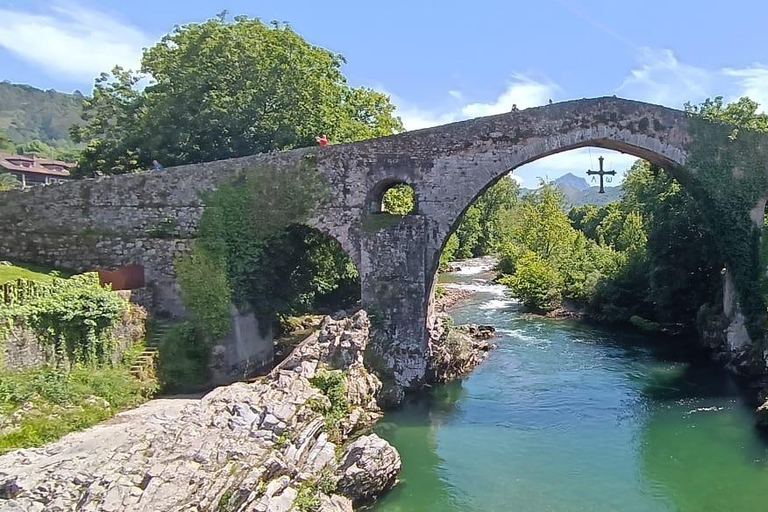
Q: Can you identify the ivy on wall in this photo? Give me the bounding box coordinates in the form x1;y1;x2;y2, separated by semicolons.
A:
1;273;128;366
681;114;768;345
175;155;330;340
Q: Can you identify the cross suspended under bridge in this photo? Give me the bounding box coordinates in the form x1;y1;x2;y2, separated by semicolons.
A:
587;156;616;194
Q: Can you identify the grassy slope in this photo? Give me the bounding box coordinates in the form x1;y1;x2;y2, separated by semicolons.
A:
0;264;56;284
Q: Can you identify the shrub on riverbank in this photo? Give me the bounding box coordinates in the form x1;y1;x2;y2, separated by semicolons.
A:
156;321;211;392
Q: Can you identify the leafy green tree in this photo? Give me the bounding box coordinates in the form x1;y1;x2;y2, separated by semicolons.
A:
15;139;55;157
452;176;519;258
0;131;14;152
500;250;562;310
684;96;768;131
507;182;574;261
454;204;482;259
71;16;402;177
439;233;460;269
0;173;20;191
381;184;415;215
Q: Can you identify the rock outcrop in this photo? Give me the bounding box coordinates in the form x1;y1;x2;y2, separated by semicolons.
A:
0;311;400;511
426;314;497;383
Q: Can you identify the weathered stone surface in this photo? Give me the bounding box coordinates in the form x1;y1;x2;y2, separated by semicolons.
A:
0;311;395;511
426;313;497;383
335;434;401;504
1;97;764;394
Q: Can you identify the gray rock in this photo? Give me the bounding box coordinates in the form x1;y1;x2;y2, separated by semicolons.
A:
0;313;398;511
336;434;401;504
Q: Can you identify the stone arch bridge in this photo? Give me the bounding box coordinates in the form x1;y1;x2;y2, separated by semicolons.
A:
1;97;765;390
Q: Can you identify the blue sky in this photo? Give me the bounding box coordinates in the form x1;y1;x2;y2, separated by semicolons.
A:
2;0;768;186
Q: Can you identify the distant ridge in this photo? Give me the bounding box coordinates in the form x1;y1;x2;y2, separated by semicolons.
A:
0;81;83;146
522;173;623;206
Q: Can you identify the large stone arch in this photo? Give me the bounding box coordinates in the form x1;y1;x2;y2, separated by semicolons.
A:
3;96;767;396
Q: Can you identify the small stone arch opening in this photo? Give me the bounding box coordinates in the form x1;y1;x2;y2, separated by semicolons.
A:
371;180;417;215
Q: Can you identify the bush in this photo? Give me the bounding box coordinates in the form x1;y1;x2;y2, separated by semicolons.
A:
500;250;562;311
309;368;349;443
12;273;128;366
157;322;211;392
176;248;231;340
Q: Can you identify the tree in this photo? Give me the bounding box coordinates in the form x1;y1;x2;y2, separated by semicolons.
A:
451;176;519;258
0;131;14;152
684;96;768;131
71;16;403;177
381;184;415;215
500;250;562;311
15;139;55;157
0;173;21;191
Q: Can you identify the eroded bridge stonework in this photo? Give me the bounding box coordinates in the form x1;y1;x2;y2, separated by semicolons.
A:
0;97;750;389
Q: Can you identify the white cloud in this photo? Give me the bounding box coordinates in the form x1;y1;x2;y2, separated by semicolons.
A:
723;65;768;112
617;48;768;112
618;48;712;108
0;2;150;82
461;73;557;117
393;74;559;131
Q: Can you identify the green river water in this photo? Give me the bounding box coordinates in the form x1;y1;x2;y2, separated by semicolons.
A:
370;260;768;512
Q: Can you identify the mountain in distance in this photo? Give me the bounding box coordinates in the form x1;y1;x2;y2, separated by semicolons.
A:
553;172;590;191
521;172;623;206
0;81;83;147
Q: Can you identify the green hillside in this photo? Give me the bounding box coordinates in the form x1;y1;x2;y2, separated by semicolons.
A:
0;81;83;147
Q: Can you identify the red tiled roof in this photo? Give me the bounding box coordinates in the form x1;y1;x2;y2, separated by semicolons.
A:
0;152;75;177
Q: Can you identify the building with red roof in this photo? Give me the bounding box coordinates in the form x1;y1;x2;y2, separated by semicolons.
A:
0;153;75;187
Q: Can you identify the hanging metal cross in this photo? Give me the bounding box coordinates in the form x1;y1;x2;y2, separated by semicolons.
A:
586;156;616;194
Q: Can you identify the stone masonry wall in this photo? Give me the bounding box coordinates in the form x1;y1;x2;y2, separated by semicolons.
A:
4;97;751;392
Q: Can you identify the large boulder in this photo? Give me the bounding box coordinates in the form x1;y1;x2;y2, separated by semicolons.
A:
336;434;401;504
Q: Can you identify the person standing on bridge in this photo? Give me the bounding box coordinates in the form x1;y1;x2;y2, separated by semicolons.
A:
315;134;328;147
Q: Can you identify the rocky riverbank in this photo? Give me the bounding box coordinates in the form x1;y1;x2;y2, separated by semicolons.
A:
0;311;400;512
434;285;476;312
427;314;497;383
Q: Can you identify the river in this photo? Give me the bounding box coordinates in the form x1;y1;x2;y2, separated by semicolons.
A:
370;259;768;512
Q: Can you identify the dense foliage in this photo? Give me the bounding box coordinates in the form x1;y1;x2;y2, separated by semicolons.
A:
381;184;415;215
70;15;403;177
567;160;723;326
439;177;520;267
0;269;157;451
680;97;768;341
2;273;129;366
493;183;619;312
0;173;20;191
173;160;360;380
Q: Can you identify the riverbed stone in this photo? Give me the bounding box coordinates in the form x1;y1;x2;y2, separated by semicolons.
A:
336;434;402;504
0;311;393;511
